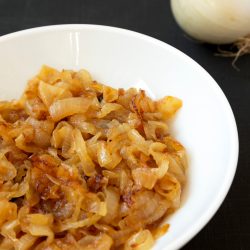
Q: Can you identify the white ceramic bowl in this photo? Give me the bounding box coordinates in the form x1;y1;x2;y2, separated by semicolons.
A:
0;25;238;250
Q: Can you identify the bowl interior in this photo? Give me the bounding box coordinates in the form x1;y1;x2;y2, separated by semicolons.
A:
0;25;238;250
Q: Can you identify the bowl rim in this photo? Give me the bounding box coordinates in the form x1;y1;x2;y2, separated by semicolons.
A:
0;24;239;250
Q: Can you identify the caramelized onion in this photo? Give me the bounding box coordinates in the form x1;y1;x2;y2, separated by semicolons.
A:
0;65;186;249
49;97;92;122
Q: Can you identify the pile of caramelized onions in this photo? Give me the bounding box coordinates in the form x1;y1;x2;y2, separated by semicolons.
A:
0;66;187;250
